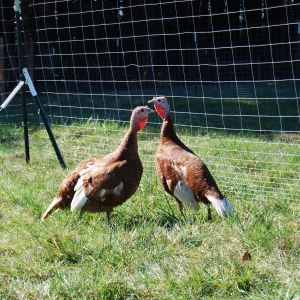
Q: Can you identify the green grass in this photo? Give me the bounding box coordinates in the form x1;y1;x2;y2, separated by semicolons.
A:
0;122;299;299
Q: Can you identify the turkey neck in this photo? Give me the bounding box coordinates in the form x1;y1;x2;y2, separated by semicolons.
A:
160;115;178;144
160;115;194;154
117;127;138;157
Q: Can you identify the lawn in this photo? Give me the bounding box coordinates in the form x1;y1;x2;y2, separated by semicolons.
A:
0;121;299;299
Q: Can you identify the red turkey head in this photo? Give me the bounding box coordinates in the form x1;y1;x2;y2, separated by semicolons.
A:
130;106;154;131
148;96;170;120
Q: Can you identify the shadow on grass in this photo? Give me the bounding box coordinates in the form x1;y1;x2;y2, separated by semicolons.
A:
120;211;189;231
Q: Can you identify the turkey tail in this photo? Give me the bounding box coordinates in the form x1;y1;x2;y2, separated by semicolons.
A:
205;194;234;218
41;197;61;222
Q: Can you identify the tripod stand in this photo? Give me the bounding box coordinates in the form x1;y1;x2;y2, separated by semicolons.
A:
0;0;66;169
0;68;67;169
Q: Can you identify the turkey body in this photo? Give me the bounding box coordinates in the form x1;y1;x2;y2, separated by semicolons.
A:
156;118;225;213
41;106;152;222
56;149;142;214
149;97;233;219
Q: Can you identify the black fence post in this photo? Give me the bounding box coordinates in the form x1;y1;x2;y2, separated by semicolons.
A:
14;1;67;169
15;0;30;163
22;67;67;170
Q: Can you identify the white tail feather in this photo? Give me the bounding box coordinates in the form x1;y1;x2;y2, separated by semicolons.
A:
41;197;61;221
173;180;199;210
74;177;83;192
71;178;88;212
206;195;234;218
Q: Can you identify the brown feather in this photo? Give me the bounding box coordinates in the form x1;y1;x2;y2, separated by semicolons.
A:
157;117;223;198
44;130;142;218
155;115;225;212
41;106;152;221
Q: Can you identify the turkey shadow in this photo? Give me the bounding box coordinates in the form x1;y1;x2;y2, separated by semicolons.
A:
121;212;190;231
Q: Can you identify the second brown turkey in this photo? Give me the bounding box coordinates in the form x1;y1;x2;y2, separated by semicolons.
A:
148;96;234;220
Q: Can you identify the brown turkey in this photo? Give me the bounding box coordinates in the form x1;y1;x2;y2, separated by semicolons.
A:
148;96;233;220
41;106;154;222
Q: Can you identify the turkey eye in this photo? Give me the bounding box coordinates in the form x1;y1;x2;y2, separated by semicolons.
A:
158;99;161;102
141;109;144;112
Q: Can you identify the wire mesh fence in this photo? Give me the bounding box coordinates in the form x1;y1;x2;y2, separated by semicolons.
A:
0;0;299;202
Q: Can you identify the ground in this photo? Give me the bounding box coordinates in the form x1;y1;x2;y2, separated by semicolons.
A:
0;122;299;299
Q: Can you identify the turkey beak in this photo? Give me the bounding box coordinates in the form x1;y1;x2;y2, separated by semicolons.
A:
148;98;156;104
147;107;154;114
